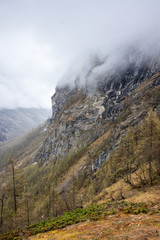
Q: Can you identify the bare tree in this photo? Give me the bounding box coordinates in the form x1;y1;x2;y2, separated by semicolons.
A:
0;191;5;226
9;159;17;213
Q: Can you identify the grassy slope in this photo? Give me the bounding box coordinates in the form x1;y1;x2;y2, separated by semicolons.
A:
0;122;48;170
29;213;160;240
29;183;160;240
1;183;159;240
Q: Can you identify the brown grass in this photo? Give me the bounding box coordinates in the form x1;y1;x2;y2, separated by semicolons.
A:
30;212;160;240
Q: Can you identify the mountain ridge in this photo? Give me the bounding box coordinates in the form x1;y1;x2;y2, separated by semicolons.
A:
0;108;51;142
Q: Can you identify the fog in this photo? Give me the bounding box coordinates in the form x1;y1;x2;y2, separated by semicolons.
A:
0;0;160;108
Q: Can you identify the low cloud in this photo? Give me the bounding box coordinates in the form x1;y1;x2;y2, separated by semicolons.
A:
0;0;160;108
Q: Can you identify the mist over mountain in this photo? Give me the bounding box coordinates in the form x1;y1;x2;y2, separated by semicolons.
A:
57;40;160;90
0;1;160;239
0;0;160;108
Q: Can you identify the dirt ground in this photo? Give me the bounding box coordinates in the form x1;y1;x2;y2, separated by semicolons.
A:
29;212;160;240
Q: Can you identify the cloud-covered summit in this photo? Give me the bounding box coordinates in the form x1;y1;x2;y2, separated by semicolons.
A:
0;0;160;108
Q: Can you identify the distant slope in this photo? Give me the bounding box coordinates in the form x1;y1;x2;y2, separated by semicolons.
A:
0;108;51;142
0;120;49;170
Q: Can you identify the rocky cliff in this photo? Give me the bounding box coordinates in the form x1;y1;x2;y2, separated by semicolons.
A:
34;49;159;156
33;48;160;193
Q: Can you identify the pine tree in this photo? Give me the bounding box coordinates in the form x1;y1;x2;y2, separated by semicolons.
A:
136;109;160;185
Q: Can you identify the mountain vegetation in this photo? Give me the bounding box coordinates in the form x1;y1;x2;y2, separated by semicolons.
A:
0;51;160;239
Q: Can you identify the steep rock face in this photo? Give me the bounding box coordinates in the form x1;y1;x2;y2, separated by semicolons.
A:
35;91;108;164
51;86;72;121
34;51;160;169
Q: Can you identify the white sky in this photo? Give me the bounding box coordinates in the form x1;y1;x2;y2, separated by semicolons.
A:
0;0;160;108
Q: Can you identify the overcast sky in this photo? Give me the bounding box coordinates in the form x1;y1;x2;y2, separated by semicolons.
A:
0;0;160;109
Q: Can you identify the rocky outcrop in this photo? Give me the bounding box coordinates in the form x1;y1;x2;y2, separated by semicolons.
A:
34;49;160;174
35;91;109;164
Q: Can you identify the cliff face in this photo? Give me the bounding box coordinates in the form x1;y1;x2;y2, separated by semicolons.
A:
34;49;160;170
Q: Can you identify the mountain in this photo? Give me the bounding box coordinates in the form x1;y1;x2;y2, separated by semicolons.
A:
0;48;160;237
0;108;51;142
34;48;160;168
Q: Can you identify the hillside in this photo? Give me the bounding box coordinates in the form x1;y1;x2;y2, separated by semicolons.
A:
0;108;51;142
1;184;160;239
0;49;160;238
0;120;49;170
29;202;160;240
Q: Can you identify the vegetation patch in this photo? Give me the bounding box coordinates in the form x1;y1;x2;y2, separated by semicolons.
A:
0;200;156;240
